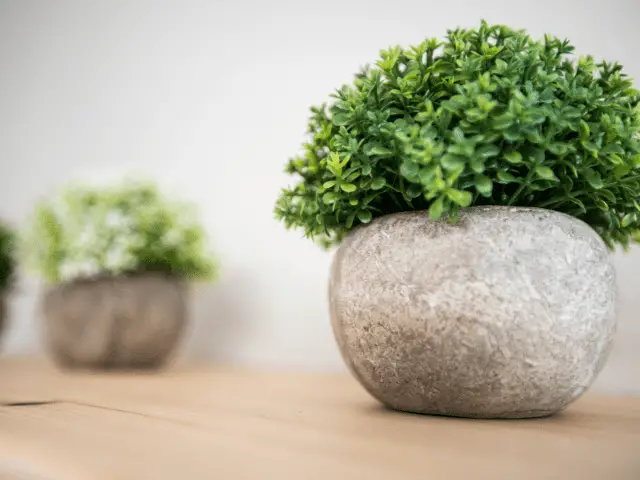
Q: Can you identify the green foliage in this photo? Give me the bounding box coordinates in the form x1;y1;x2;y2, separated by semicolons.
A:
275;21;640;249
0;221;15;291
25;180;218;284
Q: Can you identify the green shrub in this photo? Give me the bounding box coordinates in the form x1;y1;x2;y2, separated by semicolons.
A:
275;21;640;249
0;222;15;291
25;180;218;284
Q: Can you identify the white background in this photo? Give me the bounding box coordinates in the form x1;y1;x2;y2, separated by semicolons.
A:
1;0;638;393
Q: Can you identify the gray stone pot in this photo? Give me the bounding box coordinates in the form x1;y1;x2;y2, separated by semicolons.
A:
42;272;187;370
329;207;617;419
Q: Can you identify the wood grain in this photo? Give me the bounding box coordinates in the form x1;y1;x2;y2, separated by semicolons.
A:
0;357;638;479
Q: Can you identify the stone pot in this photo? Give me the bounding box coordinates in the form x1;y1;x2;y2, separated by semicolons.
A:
329;207;617;419
42;272;187;370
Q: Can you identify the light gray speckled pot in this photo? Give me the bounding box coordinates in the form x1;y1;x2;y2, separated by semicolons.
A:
329;207;617;419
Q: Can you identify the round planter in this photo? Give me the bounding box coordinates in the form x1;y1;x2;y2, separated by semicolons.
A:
329;207;617;419
42;273;187;370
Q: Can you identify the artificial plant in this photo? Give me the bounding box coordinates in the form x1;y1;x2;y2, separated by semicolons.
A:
0;221;15;291
25;180;218;283
275;21;640;248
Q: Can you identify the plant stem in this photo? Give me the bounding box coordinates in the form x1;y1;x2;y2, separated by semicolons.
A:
537;190;586;208
508;169;535;206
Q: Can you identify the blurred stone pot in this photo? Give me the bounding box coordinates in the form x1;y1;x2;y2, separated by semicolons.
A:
329;206;617;419
43;273;187;370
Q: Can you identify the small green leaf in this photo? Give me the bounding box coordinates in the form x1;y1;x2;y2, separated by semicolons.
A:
446;188;472;207
475;175;493;196
621;213;636;228
340;183;356;193
526;130;545;144
495;58;508;71
614;164;632;179
333;114;349;126
535;166;557;181
322;192;340;204
448;143;473;157
579;120;590;141
502;128;521;142
598;189;616;203
564;107;582;119
441;154;466;171
429;195;444;220
446;166;464;186
370;145;393;156
584;168;604;189
419;165;437;184
476;144;500;159
323;181;336;189
371;177;386;190
357;210;372;223
582;141;599;154
607;154;624;165
406;184;423;199
530;148;545;164
559;160;578;178
327;152;343;176
345;171;360;182
504;151;522;164
452;127;465;143
567;196;586;212
497;171;517;183
492;114;513;130
345;212;356;228
432;166;446;191
601;144;624;155
401;161;419;178
547;143;569;156
470;157;485;173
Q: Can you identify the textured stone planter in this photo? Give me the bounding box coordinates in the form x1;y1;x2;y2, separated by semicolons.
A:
329;207;617;419
42;273;187;370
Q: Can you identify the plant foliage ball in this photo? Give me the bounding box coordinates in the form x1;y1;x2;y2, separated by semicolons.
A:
0;222;15;291
275;21;640;249
27;180;218;284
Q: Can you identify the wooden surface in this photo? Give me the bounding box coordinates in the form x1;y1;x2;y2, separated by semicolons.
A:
0;357;638;480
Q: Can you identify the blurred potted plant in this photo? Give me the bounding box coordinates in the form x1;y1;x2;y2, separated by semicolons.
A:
0;221;16;346
275;21;640;418
25;180;218;370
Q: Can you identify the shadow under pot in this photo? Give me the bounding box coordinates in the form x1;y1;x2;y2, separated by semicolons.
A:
42;273;187;370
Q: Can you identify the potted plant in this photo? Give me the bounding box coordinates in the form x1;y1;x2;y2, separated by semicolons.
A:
275;21;640;418
0;221;16;345
25;180;218;370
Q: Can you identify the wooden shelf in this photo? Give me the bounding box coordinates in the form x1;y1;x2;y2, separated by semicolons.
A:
0;357;638;479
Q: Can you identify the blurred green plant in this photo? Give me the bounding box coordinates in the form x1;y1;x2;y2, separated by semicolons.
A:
0;221;15;291
275;20;640;249
25;180;218;284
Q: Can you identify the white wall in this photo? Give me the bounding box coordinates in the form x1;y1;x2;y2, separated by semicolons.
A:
0;0;638;392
